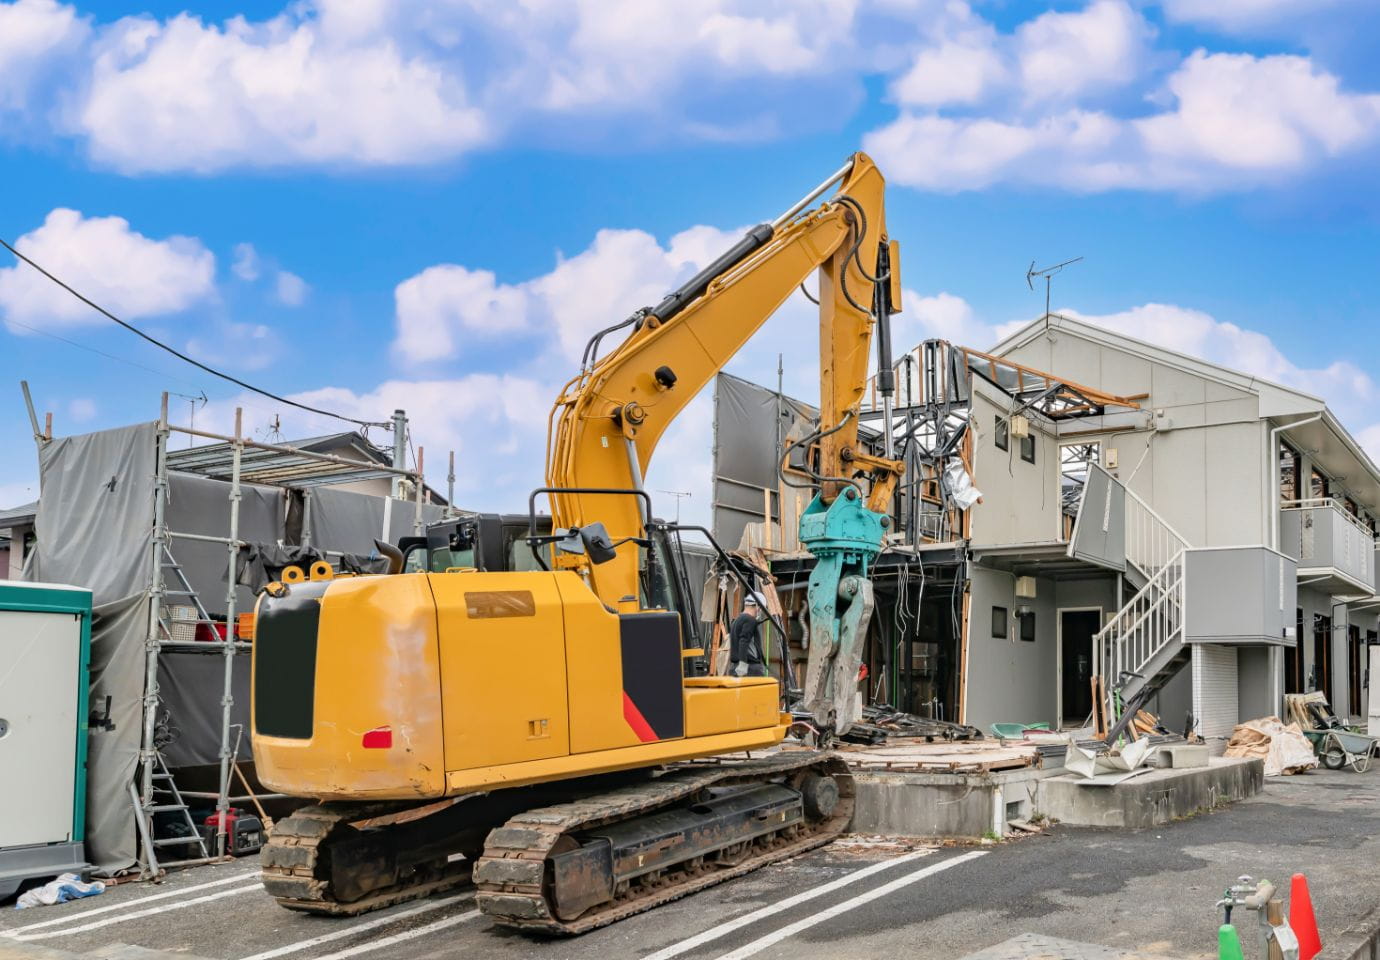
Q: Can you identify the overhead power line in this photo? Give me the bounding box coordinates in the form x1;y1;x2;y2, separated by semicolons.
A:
0;236;386;429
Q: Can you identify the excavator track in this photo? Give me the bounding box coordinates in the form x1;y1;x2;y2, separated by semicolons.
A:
473;750;852;935
262;801;476;915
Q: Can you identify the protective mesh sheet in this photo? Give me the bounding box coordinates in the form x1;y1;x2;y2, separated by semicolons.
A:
26;422;157;875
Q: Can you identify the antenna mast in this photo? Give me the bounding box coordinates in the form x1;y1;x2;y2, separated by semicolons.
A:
1026;256;1084;320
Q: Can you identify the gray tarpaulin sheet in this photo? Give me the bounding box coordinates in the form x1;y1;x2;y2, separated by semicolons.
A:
26;422;157;875
307;485;444;554
165;472;285;617
712;374;817;549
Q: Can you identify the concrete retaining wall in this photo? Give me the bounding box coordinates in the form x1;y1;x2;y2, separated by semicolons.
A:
1035;757;1263;829
851;769;1053;838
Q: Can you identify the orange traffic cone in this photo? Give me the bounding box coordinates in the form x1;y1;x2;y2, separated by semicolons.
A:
1290;872;1322;960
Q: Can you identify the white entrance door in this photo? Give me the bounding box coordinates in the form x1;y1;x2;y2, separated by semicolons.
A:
0;610;80;847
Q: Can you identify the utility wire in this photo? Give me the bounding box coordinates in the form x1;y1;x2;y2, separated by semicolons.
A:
0;237;387;429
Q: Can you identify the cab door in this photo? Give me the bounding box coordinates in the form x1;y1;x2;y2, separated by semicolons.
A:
429;571;570;771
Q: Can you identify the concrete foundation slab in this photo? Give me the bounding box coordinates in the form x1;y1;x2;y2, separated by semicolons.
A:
1036;757;1263;828
851;768;1055;838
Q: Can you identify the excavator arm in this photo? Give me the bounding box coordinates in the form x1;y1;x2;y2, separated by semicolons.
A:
545;153;903;734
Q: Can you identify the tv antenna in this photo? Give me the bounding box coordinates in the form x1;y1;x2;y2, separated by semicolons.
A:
656;489;691;523
1026;256;1084;320
168;390;208;447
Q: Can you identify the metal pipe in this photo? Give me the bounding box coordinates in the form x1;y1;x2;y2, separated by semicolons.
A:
214;408;244;857
414;445;424;535
137;393;171;878
772;158;855;230
390;409;407;499
19;380;43;443
447;450;456;519
1269;412;1324;551
625;438;648;527
169;531;249;547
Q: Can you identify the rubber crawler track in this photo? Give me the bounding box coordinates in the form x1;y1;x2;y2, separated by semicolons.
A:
473;750;853;935
261;802;472;915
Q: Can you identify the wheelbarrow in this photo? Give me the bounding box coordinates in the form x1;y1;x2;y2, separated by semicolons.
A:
1302;727;1375;772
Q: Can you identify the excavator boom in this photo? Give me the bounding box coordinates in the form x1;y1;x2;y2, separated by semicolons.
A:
546;152;903;733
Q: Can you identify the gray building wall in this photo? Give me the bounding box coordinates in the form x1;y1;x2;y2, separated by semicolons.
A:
966;565;1058;731
969;389;1063;547
1000;332;1266;549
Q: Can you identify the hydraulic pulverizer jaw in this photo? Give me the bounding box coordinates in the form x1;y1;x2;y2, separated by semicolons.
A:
798;484;887;739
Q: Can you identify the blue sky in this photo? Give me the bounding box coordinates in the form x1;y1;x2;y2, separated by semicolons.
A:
3;0;1380;524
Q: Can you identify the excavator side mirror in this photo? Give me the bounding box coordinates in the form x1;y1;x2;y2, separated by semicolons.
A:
579;522;619;565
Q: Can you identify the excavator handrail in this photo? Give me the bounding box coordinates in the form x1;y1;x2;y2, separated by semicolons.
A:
526;486;653;571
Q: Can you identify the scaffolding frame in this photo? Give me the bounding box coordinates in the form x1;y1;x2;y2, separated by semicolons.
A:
135;393;433;874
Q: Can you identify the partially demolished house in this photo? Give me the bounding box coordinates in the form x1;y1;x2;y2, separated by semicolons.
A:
713;315;1380;748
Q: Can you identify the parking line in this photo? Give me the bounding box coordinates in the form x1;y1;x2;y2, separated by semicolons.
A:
642;849;936;960
14;883;262;941
712;850;986;960
309;909;482;960
3;870;261;936
237;893;474;960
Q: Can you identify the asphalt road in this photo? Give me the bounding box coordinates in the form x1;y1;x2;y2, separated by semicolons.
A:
3;766;1375;960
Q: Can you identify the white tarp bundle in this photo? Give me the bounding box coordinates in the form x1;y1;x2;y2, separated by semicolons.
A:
1224;716;1318;776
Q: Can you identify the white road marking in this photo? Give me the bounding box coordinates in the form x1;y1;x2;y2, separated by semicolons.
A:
641;849;936;960
309;909;482;960
236;894;474;960
2;870;262;936
13;883;262;941
712;851;986;960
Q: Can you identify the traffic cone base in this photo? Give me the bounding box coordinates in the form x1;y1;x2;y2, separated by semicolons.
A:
1290;872;1323;960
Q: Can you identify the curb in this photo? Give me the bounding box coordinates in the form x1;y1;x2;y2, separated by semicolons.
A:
1319;901;1380;960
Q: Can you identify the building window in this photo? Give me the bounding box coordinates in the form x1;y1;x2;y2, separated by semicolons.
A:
1020;434;1036;464
1310;468;1329;501
1019;611;1036;642
994;416;1008;451
1279;440;1300;504
991;606;1008;639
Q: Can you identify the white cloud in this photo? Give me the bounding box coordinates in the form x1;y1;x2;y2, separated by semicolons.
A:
891;38;1005;107
1016;0;1152;103
1135;51;1380;178
232;242;260;281
393;265;530;364
867;50;1380;192
275;270;309;306
79;11;490;173
0;208;216;329
0;0;87;112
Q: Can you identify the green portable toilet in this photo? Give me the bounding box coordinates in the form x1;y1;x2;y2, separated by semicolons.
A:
0;581;92;898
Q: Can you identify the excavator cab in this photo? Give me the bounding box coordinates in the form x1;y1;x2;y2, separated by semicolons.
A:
399;513;553;573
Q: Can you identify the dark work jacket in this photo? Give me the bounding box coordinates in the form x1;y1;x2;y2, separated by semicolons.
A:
730;612;764;664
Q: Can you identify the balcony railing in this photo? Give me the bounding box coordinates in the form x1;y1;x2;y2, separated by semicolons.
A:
1280;498;1374;593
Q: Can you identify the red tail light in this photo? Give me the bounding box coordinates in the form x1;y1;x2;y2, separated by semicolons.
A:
362;726;392;749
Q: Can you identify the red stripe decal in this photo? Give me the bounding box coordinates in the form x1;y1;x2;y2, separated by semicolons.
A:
622;692;659;742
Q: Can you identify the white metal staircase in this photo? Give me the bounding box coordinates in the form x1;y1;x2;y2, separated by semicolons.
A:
1094;481;1192;725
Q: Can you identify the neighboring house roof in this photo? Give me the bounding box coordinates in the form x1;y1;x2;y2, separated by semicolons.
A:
0;501;38;528
992;312;1380;507
167;431;446;503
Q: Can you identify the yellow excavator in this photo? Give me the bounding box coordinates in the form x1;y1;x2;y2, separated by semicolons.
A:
250;152;905;934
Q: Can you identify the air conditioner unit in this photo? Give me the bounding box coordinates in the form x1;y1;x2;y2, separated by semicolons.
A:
1015;576;1037;599
1008;414;1031;439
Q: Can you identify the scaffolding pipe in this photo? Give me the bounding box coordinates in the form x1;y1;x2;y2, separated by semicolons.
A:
302;488;313;548
414;446;424;535
214;408;244;857
20;380;43;444
447;450;456;519
137;393;172;878
168;530;248;547
390;409;407;498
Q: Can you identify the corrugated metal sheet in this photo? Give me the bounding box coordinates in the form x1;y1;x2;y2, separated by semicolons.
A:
1192;643;1238;755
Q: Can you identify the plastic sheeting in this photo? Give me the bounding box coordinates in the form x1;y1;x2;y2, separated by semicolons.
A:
23;421;447;876
1224;716;1318;776
26;422;158;875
